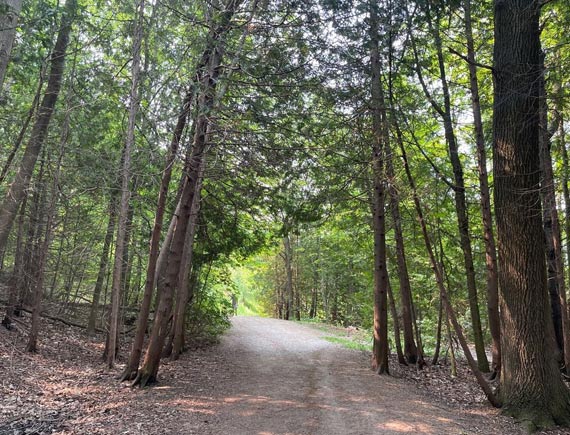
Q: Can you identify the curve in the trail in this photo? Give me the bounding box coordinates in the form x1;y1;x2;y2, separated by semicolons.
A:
180;316;502;435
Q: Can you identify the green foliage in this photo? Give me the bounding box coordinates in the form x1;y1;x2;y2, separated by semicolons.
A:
186;265;235;344
322;336;370;352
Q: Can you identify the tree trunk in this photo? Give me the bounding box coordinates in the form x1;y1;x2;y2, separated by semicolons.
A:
429;6;489;373
493;0;570;428
554;94;570;331
0;0;22;91
396;118;499;406
386;141;417;364
120;90;193;380
87;196;116;335
387;279;406;365
283;234;293;321
2;197;26;328
0;0;76;253
21;150;46;306
0;71;43;185
539;73;569;368
132;0;242;388
170;171;203;360
26;106;67;352
369;1;389;375
105;0;143;369
463;0;501;378
446;314;457;377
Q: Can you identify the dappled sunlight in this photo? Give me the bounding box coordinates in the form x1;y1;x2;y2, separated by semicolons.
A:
167;398;217;415
379;420;435;433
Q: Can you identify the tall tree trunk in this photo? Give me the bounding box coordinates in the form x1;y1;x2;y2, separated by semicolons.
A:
105;0;144;369
0;0;76;253
26;104;67;352
557;103;570;302
170;171;203;360
120;90;193;381
21;150;46;306
120;200;135;306
396;119;499;406
463;0;501;378
0;70;43;185
493;0;570;427
0;0;22;91
386;142;417;364
132;0;242;387
369;1;389;375
87;196;116;335
165;165;204;360
539;58;569;368
429;6;489;372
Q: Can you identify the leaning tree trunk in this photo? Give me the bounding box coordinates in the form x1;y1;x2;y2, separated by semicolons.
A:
170;170;204;360
132;0;242;388
493;0;570;428
463;0;501;377
0;0;23;91
0;0;76;254
396;118;499;407
120;90;193;381
369;1;389;375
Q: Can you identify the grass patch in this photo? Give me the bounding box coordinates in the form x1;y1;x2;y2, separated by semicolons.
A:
323;335;370;352
297;319;372;352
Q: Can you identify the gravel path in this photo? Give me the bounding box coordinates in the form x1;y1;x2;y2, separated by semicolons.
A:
186;316;520;435
2;315;538;434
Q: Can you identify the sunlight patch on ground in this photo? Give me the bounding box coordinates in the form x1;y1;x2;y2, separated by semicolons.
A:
378;420;434;433
168;399;217;414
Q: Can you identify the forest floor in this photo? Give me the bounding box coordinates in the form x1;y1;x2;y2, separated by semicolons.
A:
1;314;570;435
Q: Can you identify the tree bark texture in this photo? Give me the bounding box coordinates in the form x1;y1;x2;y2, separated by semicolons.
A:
369;1;389;375
170;168;204;360
0;0;22;91
493;0;570;428
538;57;570;371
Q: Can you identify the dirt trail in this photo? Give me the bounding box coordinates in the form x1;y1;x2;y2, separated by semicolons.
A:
1;315;538;434
180;316;517;435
